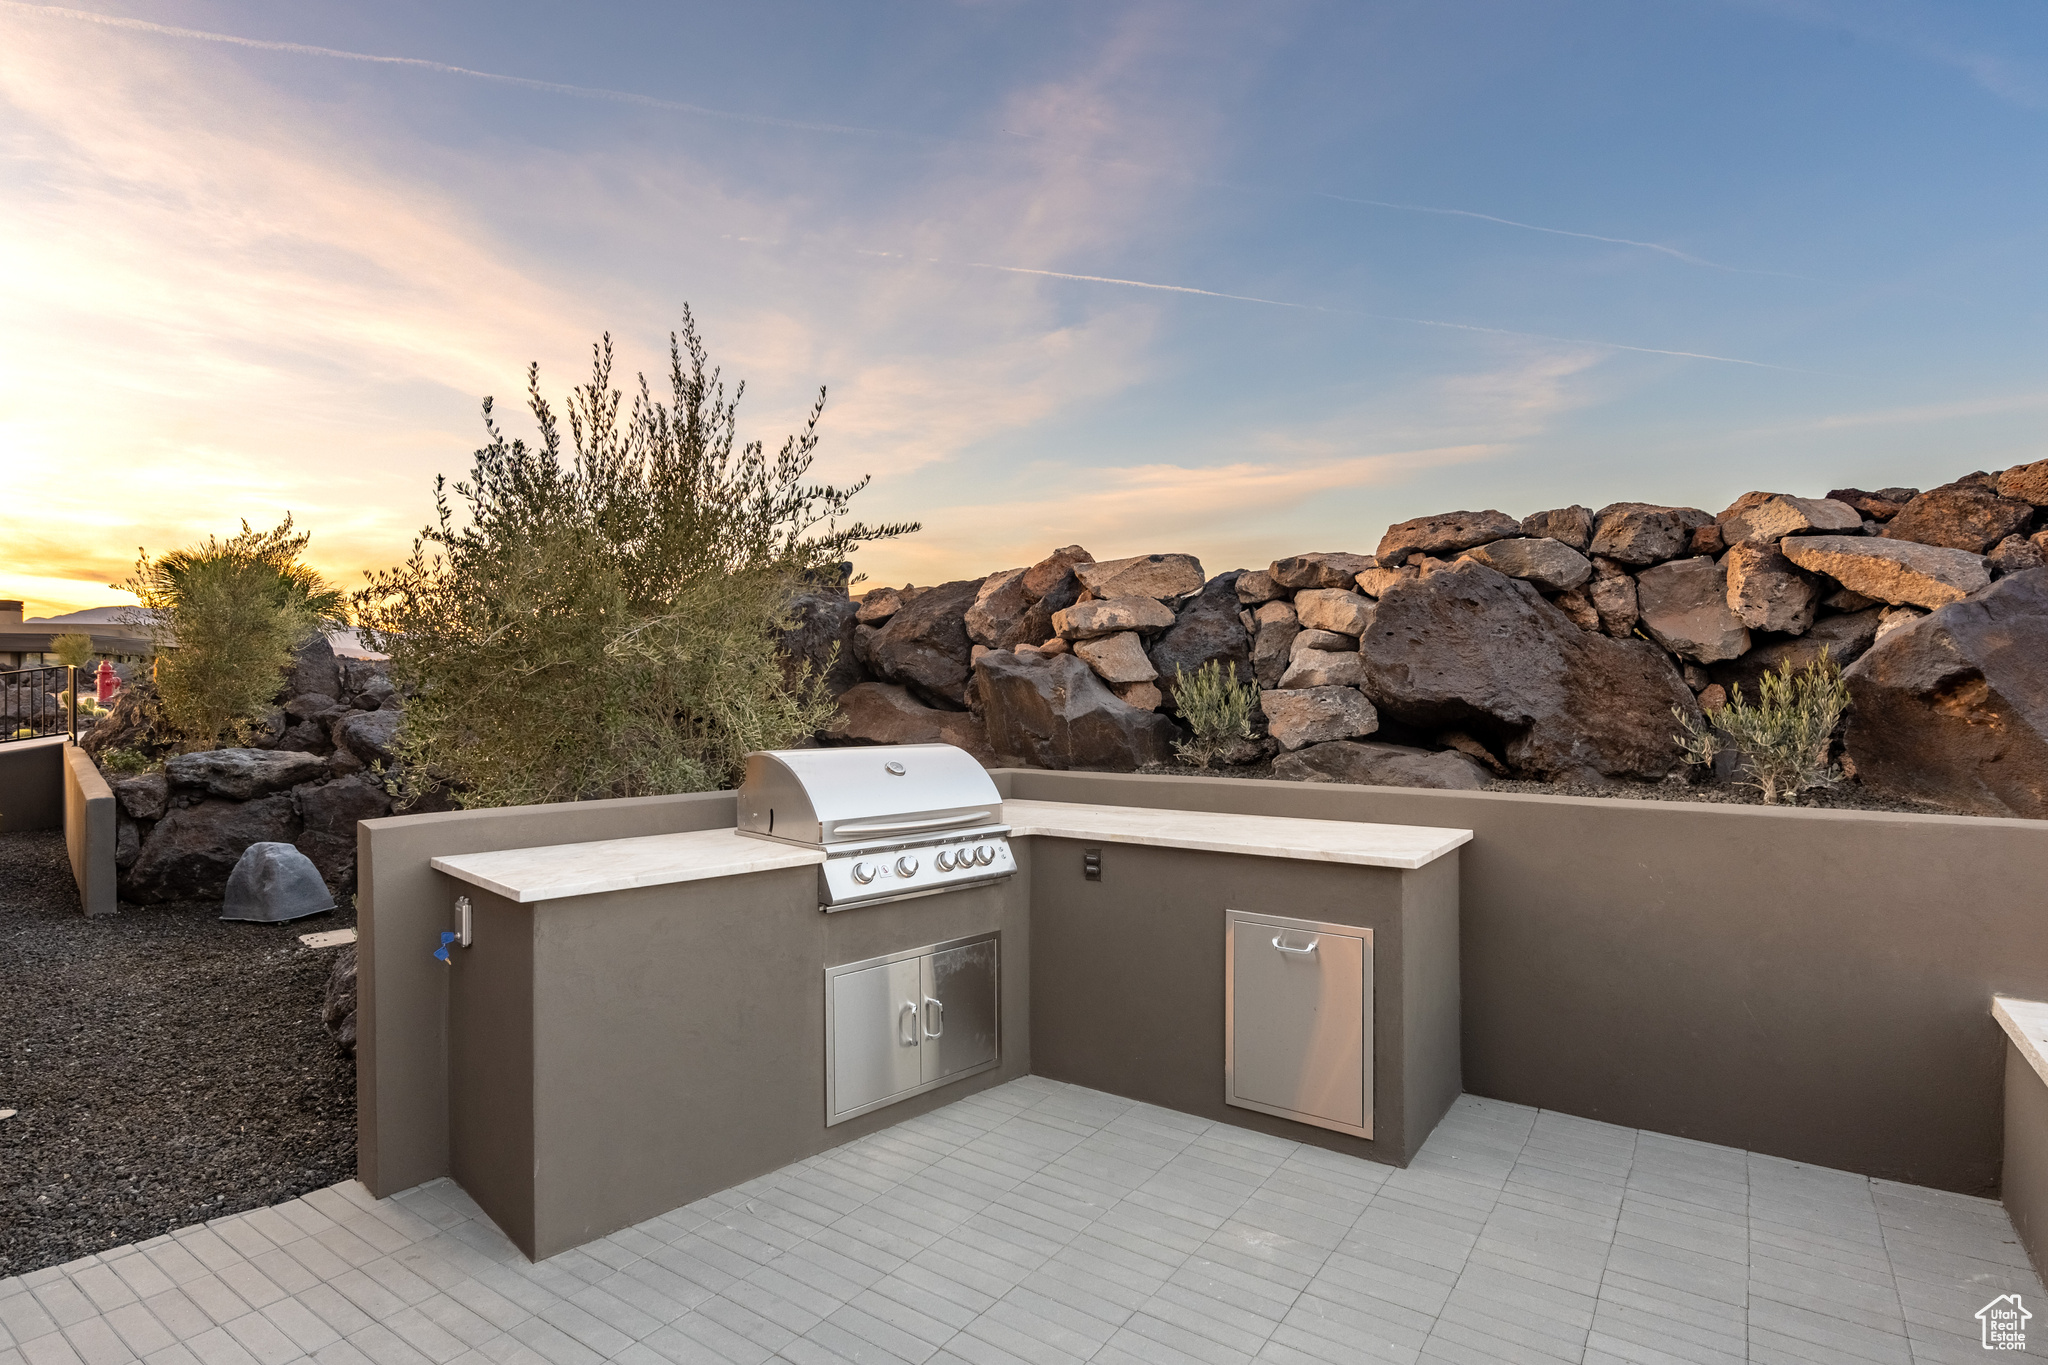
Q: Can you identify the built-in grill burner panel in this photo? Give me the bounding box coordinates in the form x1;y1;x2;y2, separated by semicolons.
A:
736;744;1015;911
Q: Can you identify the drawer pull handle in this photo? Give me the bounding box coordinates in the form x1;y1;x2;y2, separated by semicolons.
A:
1272;935;1319;956
923;996;945;1039
900;1002;921;1046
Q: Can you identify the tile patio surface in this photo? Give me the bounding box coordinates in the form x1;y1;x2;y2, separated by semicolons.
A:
2;1078;2041;1365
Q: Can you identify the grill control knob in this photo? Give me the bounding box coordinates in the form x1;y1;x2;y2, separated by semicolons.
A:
851;861;876;884
895;855;919;878
974;845;995;866
935;850;955;871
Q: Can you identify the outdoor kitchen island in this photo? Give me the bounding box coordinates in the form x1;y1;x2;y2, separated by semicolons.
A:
418;788;1469;1261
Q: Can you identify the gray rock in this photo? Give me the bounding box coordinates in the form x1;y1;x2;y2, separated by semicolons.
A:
1259;686;1378;751
221;841;336;923
1073;631;1157;685
1716;493;1862;546
1636;558;1750;663
1234;569;1285;604
1353;565;1418;598
1997;458;2048;507
1520;506;1593;552
974;651;1179;770
1882;481;2034;553
1021;545;1094;601
831;683;995;765
1292;588;1375;636
1588;568;1640;638
1148;573;1252;700
1461;537;1592;593
123;793;301;903
1359;559;1700;782
1272;740;1492;790
1724;541;1819;635
1291;629;1356;654
1843;568;2048;817
295;773;394;895
287;633;343;701
1709;608;1883;698
1269;552;1375;591
869;577;984;708
964;568;1031;648
335;710;403;767
113;770;168;821
780;590;866;697
1277;650;1367;689
1552;587;1601;632
115;813;140;872
1052;596;1177;640
1988;534;2048;578
855;586;904;625
1376;510;1521;567
324;946;357;1056
165;747;329;800
1779;535;1990;609
1827;487;1919;522
1589;503;1711;566
1075;554;1204;601
1250;601;1301;689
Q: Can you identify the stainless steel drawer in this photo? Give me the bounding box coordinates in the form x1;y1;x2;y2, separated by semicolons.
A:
826;931;1000;1125
1225;909;1372;1138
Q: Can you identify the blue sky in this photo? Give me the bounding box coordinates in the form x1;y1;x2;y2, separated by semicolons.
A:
2;0;2044;612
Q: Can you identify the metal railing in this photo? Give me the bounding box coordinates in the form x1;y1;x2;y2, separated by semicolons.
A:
0;665;79;744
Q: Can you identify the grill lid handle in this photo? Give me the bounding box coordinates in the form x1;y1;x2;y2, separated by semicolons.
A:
830;810;994;837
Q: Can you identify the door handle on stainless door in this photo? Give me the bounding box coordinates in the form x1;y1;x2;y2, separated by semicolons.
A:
900;1001;921;1046
923;997;944;1038
1273;935;1319;955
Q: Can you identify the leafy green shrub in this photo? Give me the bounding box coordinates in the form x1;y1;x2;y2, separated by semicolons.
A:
50;634;94;669
97;746;156;776
1170;661;1259;769
1673;649;1850;804
126;517;343;750
355;310;917;809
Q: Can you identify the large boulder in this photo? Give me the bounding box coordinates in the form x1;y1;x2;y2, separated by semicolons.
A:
1827;487;1918;522
1882;481;2034;554
1635;558;1750;663
1842;569;2048;818
1075;554;1204;601
780;590;866;697
1376;510;1520;567
964;569;1031;648
1519;506;1593;552
1021;545;1094;601
1249;601;1300;689
1292;588;1375;636
1716;493;1862;546
1710;608;1882;698
1073;632;1157;684
113;771;169;821
165;747;328;800
1588;504;1711;566
1997;459;2048;507
1779;536;1990;609
286;633;344;702
1723;541;1819;635
1270;553;1374;591
295;773;394;895
1359;560;1700;782
1258;687;1378;751
80;679;170;761
1461;537;1592;593
1052;597;1176;640
1234;570;1284;604
869;577;983;708
1272;740;1491;790
831;683;995;765
335;710;403;767
123;793;301;903
1149;572;1252;701
1277;652;1367;689
973;651;1178;770
1354;565;1418;598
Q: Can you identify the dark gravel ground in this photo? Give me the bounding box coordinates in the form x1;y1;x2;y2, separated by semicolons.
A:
0;830;356;1278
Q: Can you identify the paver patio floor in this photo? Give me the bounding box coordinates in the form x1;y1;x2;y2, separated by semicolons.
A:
2;1078;2040;1365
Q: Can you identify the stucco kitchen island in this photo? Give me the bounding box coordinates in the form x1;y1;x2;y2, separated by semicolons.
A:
374;778;1470;1261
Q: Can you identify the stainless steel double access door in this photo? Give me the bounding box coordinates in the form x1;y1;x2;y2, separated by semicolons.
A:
825;932;999;1125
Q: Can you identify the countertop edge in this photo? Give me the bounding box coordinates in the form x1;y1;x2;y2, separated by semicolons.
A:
1003;819;1472;869
1994;996;2048;1092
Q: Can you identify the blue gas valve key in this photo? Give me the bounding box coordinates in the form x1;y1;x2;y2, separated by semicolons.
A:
435;931;458;964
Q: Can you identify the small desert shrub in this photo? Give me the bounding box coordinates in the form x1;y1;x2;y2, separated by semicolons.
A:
356;309;917;808
126;518;344;750
50;634;94;669
1673;649;1850;805
1171;661;1258;769
97;746;156;776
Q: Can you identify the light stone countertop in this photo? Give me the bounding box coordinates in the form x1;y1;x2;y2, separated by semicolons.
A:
429;799;1471;903
1001;799;1470;870
431;828;824;904
1995;996;2048;1089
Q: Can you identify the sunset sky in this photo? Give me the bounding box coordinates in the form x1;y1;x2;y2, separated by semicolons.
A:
3;0;2044;617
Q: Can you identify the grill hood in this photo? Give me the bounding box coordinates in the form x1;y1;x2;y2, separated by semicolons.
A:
737;744;1001;848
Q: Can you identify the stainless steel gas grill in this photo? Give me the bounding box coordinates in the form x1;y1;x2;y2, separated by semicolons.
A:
736;744;1016;911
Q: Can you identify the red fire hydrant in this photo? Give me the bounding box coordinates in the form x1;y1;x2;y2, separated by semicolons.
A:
95;660;120;704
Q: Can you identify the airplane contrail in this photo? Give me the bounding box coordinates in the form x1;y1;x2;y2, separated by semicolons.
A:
0;0;897;138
